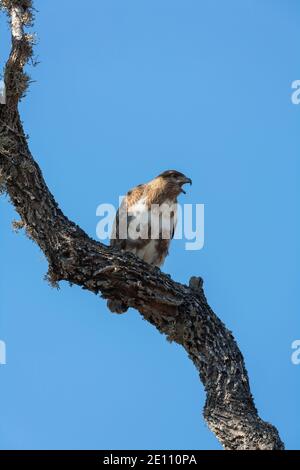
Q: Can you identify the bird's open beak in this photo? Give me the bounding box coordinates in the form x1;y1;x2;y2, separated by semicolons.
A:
180;176;192;194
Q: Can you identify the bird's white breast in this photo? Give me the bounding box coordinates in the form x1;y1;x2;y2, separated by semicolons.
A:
128;198;177;239
127;198;177;267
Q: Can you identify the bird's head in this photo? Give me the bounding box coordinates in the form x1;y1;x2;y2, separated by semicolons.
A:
157;170;192;196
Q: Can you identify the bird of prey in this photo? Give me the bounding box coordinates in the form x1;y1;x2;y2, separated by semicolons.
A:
108;170;192;313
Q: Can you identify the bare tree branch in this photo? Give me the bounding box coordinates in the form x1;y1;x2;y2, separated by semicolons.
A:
0;0;284;450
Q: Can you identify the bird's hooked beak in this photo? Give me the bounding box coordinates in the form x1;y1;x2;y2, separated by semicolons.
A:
179;176;192;194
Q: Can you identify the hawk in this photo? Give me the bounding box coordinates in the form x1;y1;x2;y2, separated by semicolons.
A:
108;170;192;313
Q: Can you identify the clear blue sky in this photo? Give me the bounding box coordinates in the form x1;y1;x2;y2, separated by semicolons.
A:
0;0;299;450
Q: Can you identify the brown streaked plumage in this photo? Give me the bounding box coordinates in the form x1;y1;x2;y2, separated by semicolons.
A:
108;170;192;313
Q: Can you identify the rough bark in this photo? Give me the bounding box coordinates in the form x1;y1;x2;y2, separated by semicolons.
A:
0;0;284;450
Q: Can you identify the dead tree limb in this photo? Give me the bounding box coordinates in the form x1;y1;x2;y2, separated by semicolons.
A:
0;0;284;450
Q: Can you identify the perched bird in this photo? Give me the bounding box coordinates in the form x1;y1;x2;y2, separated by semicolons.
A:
108;170;192;313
